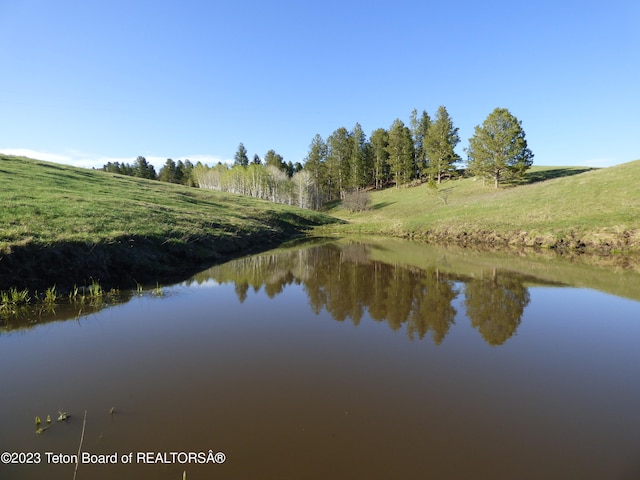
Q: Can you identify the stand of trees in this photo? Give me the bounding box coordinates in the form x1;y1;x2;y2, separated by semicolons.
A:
194;146;311;208
300;106;462;206
102;156;198;186
100;106;532;210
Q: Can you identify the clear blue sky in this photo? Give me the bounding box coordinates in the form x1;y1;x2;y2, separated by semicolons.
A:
1;0;638;170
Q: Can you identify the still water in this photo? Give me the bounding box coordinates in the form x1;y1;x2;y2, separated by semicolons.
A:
1;239;640;479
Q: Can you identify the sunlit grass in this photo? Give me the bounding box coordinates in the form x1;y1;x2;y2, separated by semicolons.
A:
321;161;640;249
0;155;335;254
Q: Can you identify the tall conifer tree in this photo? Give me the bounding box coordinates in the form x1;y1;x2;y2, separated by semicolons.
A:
425;106;460;183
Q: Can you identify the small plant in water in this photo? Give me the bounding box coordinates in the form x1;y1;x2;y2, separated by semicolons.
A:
153;283;164;296
0;288;31;315
44;285;57;304
6;287;30;305
68;285;79;301
89;280;103;299
34;415;51;434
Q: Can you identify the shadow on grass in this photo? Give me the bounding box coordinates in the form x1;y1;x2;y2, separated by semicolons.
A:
514;167;595;185
372;201;397;210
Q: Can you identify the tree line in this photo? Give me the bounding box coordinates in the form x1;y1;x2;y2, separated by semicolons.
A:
301;105;533;206
101;156;199;186
101;106;533;209
193;105;463;209
299;106;461;207
191;146;325;208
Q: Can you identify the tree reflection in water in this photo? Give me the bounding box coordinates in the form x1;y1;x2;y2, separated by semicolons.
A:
190;241;532;346
464;269;530;345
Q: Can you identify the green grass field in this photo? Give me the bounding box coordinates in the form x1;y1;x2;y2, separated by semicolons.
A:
0;155;337;290
321;162;640;251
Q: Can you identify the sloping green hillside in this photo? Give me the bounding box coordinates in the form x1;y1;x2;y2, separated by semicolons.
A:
0;155;338;290
323;161;640;251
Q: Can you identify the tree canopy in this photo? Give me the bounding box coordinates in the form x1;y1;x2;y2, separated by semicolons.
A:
425;105;460;184
233;143;249;167
466;108;533;188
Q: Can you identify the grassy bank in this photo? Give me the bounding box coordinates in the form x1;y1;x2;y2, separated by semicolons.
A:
318;162;640;252
0;155;338;291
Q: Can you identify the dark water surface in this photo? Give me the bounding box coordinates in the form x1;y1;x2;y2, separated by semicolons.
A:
2;239;640;479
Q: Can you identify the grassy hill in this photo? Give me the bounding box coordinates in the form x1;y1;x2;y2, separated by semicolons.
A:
0;155;338;290
2;155;638;292
320;162;640;251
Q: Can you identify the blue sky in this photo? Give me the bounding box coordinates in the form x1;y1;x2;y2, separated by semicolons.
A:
1;0;638;170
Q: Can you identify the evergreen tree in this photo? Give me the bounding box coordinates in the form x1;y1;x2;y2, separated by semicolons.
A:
349;122;369;190
303;134;328;208
234;143;249;167
370;128;390;189
158;158;178;183
179;159;195;186
466;108;534;188
264;149;285;170
327;127;352;199
133;156;157;180
103;161;122;174
386;119;414;187
410;109;431;180
425;105;460;184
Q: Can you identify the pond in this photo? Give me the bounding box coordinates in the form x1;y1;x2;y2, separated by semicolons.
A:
1;238;640;479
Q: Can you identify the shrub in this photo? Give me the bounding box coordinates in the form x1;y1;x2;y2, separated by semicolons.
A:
343;190;371;213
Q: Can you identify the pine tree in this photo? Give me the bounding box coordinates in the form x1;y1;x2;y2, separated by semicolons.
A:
303;134;328;208
386;119;414;187
410;109;431;180
370;128;389;189
234;143;249;167
133;156;157;180
466;108;533;188
425;106;460;184
264;149;285;170
326;127;352;199
350;122;369;190
158;158;179;183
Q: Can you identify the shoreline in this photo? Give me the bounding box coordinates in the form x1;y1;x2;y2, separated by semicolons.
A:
0;229;313;293
314;223;639;256
2;226;638;295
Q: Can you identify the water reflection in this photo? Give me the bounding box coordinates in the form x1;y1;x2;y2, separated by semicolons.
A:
3;239;640;480
0;292;132;333
189;241;543;346
464;269;530;345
